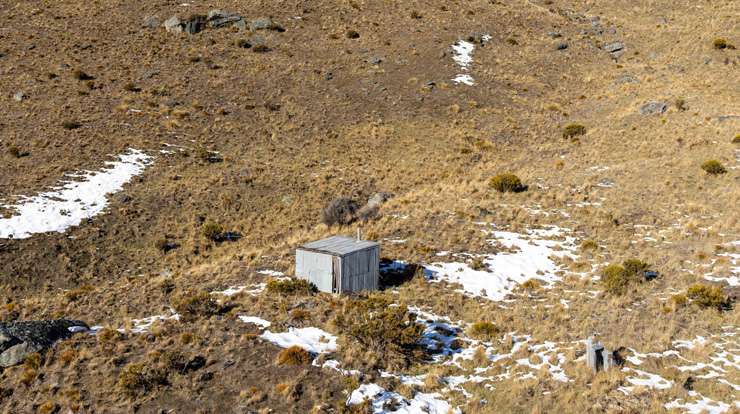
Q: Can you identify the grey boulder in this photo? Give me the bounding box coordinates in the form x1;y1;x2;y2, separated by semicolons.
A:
163;16;182;33
0;319;88;367
639;101;667;115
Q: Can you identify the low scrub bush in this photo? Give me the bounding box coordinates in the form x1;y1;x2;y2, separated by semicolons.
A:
686;284;731;310
171;290;220;321
276;346;311;365
562;123;587;139
334;296;423;365
201;221;224;241
732;134;740;144
601;259;650;295
322;197;359;226
712;38;729;50
489;173;526;193
266;278;316;296
701;160;727;175
467;321;499;340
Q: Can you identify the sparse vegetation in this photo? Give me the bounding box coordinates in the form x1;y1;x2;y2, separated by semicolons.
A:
701;160;727;175
732;134;740;144
686;284;731;310
562;123;587;139
265;278;316;296
712;38;728;50
171;290;220;321
118;363;168;397
489;173;526;193
72;69;94;80
276;346;311;365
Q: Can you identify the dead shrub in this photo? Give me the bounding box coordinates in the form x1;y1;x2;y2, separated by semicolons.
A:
322;197;359;226
467;321;499;340
562;123;586;139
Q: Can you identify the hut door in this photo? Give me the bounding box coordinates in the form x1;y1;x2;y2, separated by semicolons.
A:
331;256;340;293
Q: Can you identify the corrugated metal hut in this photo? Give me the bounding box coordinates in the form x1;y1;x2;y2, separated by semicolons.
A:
295;235;380;294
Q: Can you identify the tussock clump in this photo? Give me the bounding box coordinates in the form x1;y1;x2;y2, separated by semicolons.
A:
72;69;94;80
467;321;499;340
686;284;731;310
172;290;220;321
519;279;542;291
196;148;223;163
7;146;29;158
712;38;730;50
601;259;653;295
334;296;423;367
701;160;727;175
201;221;224;241
489;173;526;193
670;294;688;310
469;257;488;271
580;240;599;251
62;120;82;130
562;123;586;139
118;363;168;397
266;278;316;296
322;197;359;226
276;346;311;365
732;134;740;144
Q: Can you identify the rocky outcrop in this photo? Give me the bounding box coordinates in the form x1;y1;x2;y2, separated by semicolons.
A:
0;319;88;367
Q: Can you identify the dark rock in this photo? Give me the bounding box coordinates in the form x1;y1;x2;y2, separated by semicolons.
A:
643;270;659;281
346;30;360;39
369;56;382;65
185;356;206;372
556;42;568;50
683;376;694;391
183;15;207;35
198;372;214;382
639;101;667;115
325;72;333;81
142;16;160;29
0;319;88;367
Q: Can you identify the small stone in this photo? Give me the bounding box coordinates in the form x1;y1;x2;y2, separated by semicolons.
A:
325;72;333;80
639;101;667;115
346;30;360;39
603;41;624;53
547;32;562;38
13;91;26;102
163;16;182;33
556;42;568;50
614;72;639;84
142;15;160;29
369;56;382;65
207;10;244;28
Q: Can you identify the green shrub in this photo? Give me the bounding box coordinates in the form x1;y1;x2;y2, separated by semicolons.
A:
686;284;730;310
276;346;311;365
601;264;633;295
701;160;727;175
201;221;224;241
118;363;168;397
265;278;316;296
622;259;649;276
467;321;499;340
334;296;423;363
713;38;728;50
562;123;587;139
171;290;220;321
489;173;525;193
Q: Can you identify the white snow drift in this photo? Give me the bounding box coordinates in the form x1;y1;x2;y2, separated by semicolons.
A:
0;148;152;239
425;226;577;301
260;327;337;353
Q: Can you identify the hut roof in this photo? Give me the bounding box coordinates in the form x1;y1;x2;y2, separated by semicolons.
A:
299;236;379;256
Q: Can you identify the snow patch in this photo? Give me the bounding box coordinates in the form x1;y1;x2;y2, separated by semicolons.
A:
260;327;337;353
238;316;271;328
0;149;152;239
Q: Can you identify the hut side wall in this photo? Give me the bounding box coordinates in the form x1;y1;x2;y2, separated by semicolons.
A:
340;246;379;293
295;249;334;293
